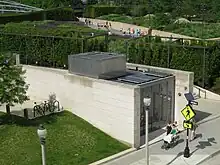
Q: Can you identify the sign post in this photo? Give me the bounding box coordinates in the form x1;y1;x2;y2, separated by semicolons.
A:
181;104;196;158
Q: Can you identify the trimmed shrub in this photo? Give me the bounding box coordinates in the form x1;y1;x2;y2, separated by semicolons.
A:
0;21;109;68
84;5;129;18
0;8;80;24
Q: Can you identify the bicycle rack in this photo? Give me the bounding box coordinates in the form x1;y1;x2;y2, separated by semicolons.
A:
33;100;61;118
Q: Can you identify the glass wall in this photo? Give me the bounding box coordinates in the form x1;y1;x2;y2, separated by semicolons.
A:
140;78;174;145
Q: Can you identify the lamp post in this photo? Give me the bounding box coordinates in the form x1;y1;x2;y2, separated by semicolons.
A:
183;120;190;158
143;97;151;165
37;124;47;165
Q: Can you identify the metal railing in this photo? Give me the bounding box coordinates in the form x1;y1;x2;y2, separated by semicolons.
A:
194;85;207;99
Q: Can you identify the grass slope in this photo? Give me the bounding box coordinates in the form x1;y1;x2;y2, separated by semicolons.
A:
0;111;129;165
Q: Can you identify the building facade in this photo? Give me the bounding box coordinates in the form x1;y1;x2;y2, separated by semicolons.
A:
23;52;193;148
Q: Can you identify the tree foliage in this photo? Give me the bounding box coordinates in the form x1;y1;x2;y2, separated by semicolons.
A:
0;53;29;114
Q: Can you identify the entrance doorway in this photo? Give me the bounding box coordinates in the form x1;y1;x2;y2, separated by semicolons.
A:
140;82;174;146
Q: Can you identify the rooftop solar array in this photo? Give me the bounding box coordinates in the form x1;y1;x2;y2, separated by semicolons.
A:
184;93;195;102
113;70;171;85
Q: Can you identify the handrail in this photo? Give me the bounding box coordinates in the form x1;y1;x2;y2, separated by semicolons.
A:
194;85;207;99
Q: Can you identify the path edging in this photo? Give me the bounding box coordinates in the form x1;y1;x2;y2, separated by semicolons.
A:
195;149;220;165
89;106;220;165
88;148;137;165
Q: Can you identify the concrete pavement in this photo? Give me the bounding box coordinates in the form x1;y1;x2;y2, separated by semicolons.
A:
104;98;220;165
199;151;220;165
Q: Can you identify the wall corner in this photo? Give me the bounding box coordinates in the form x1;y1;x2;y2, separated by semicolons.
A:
133;87;141;148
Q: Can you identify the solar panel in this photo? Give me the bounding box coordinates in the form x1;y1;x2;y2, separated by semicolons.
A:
117;72;162;84
144;72;168;78
127;75;149;82
132;73;158;82
184;93;195;102
118;75;146;84
118;78;139;84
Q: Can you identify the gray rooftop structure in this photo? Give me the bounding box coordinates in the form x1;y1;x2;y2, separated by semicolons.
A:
68;52;127;79
68;52;172;85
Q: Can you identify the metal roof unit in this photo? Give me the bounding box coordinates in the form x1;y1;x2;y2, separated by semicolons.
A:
68;52;127;79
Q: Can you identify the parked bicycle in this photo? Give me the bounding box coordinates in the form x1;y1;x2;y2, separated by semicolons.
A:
33;100;61;117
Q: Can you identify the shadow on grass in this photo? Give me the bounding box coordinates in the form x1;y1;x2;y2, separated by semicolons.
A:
0;111;65;127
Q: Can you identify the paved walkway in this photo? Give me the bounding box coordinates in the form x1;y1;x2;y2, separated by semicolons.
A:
79;17;199;40
104;98;220;165
199;153;220;165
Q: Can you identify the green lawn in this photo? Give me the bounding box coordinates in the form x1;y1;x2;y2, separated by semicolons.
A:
0;111;129;165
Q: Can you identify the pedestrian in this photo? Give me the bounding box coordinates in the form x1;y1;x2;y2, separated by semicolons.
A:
148;27;152;36
190;118;198;141
166;121;172;135
172;121;179;134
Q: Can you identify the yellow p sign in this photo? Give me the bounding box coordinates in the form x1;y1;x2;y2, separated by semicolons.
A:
183;120;193;129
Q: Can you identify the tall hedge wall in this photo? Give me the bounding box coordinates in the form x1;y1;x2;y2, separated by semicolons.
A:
0;33;108;68
1;22;220;88
0;8;80;24
84;5;130;18
109;36;220;88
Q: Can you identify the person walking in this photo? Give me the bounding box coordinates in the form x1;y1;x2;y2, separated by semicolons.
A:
190;118;198;141
166;121;172;135
172;121;179;134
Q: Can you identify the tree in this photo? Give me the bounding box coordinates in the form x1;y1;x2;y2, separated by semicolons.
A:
0;53;29;114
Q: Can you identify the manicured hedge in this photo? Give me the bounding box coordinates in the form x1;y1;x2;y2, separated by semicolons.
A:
0;8;80;24
0;33;108;68
0;21;104;38
13;0;72;9
108;36;220;88
84;5;130;18
1;20;220;88
0;21;108;68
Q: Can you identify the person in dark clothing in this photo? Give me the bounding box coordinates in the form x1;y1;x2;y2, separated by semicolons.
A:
166;121;172;135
